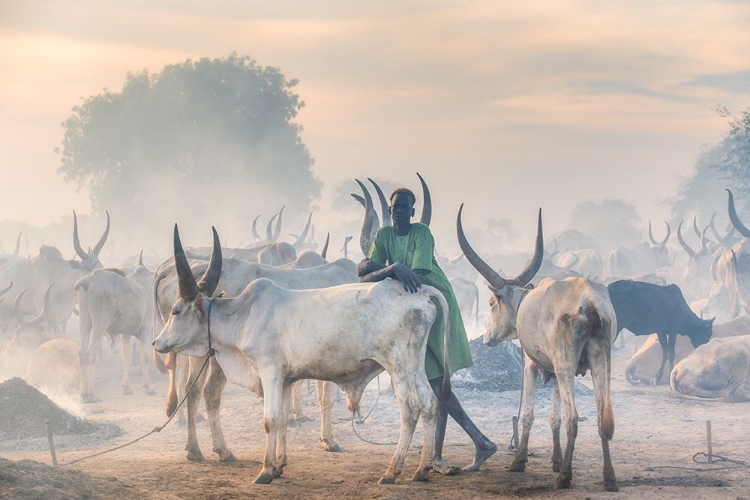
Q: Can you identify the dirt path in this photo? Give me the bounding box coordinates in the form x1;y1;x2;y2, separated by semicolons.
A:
2;341;750;499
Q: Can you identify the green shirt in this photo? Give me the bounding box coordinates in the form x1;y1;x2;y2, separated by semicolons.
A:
368;223;473;379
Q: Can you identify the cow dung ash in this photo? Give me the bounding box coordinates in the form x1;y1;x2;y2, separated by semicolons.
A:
0;457;133;499
452;338;593;397
0;377;123;451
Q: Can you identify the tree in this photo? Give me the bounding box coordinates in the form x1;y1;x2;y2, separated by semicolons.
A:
568;199;642;252
57;53;320;249
711;107;750;212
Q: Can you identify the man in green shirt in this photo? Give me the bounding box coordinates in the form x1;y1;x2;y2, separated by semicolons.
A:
358;187;497;474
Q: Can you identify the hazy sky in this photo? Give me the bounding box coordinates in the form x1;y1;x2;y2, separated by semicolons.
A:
2;0;749;253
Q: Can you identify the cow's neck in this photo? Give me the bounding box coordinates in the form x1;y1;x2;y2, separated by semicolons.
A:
506;284;531;313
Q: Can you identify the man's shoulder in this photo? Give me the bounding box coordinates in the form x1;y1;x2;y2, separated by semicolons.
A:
411;223;434;238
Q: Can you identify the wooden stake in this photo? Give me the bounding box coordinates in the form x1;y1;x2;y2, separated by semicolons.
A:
45;421;58;467
706;420;713;464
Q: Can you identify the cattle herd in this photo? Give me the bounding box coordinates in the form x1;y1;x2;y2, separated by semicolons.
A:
2;177;750;491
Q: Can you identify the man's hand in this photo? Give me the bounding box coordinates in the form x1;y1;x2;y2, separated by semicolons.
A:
392;262;422;293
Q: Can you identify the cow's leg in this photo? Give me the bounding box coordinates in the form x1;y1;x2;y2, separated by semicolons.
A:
587;339;618;492
275;382;292;478
203;358;235;462
184;355;209;462
120;334;134;395
379;374;420;484
290;380;309;421
667;333;678;380
554;371;578;490
317;380;341;452
78;302;97;403
411;374;437;482
139;330;154;395
256;372;283;484
510;360;538;472
80;324;105;404
550;378;563;472
652;332;669;385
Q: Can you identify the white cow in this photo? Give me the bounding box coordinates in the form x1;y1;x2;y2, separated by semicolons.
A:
74;259;154;403
457;206;618;491
153;255;358;461
154;226;446;484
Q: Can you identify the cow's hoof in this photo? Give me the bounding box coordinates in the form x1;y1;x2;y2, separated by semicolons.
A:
378;476;395;485
552;461;561;473
254;475;273;485
321;439;342;452
432;461;459;476
604;478;619;491
411;468;431;482
272;466;284;478
508;460;526;472
217;450;237;462
122;385;133;395
554;474;572;490
186;448;205;462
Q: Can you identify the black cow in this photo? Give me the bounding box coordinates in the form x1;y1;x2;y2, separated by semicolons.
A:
607;280;714;384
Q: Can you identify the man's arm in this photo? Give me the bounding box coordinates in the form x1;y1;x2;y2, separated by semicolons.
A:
358;258;427;293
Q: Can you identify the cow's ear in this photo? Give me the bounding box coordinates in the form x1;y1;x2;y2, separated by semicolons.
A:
708;317;716;326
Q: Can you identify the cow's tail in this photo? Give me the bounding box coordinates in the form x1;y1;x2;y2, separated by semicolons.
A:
430;287;451;399
165;352;178;417
586;301;615;441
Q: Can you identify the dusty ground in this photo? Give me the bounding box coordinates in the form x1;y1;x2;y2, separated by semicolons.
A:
2;333;750;500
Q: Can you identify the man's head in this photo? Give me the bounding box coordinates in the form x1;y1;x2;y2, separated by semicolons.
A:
389;188;416;225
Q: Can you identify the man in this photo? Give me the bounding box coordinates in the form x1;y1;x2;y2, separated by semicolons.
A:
358;187;497;474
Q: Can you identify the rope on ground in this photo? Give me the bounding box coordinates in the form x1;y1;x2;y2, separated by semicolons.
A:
59;352;214;467
645;452;750;472
349;376;398;446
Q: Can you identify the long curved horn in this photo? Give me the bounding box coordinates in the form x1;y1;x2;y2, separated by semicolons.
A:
292;213;313;249
266;213;279;242
562;252;579;270
456;204;506;289
174;224;200;301
72;211;89;260
355;179;380;256
14;286;52;328
197;227;222;298
727;189;750;238
251;215;262;242
648;220;659;246
273;206;285;242
321;233;330;259
0;281;12;298
368;178;392;227
692;216;702;239
699;226;710;256
138;249;144;266
92;211;110;256
677;221;696;259
417;172;431;226
513;208;544;286
13;231;21;256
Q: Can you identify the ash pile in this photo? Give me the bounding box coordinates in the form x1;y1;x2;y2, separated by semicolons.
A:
0;378;123;451
453;338;593;396
0;457;132;499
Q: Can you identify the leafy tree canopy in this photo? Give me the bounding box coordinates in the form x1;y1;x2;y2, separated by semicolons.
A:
57;53;320;245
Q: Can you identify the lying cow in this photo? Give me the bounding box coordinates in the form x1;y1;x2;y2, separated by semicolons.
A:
671;336;750;401
607;280;714;385
625;315;750;385
153;226;448;485
457;206;618;491
24;338;81;395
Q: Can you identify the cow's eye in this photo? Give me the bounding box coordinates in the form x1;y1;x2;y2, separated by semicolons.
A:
172;308;180;315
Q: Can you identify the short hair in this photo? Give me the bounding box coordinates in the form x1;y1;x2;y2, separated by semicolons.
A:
390;187;416;206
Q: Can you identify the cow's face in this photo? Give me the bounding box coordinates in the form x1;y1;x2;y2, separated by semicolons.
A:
153;294;211;357
688;318;715;349
483;285;519;346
